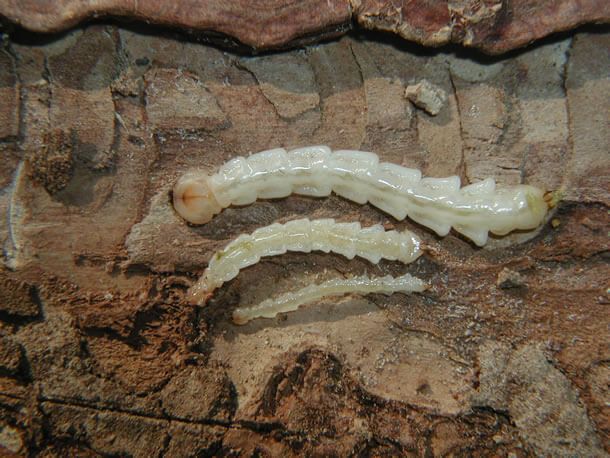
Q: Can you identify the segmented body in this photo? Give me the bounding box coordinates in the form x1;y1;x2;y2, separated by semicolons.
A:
188;218;422;304
232;273;427;325
173;146;548;246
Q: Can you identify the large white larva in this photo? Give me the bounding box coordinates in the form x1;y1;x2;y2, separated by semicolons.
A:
232;273;427;325
173;146;549;246
188;218;422;305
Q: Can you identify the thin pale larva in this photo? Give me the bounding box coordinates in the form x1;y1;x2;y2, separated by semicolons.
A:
232;273;428;325
173;146;549;246
188;218;422;305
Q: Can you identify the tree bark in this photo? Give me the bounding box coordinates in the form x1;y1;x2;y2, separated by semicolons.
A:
0;24;608;456
1;0;609;53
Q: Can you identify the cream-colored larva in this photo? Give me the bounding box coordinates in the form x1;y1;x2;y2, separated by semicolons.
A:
232;273;427;325
173;146;549;246
188;218;422;305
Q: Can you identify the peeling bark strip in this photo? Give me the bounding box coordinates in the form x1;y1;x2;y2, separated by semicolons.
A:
355;0;610;53
1;0;609;53
0;0;351;48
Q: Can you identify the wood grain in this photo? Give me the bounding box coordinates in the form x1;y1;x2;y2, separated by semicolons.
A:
0;24;608;456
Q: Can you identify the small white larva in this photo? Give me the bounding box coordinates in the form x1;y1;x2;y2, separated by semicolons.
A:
232;273;427;325
173;146;549;246
188;218;422;305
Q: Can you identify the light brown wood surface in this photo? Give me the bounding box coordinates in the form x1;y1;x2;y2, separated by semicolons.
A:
0;24;608;456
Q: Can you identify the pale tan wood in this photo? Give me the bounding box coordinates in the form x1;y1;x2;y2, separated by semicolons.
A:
0;24;607;456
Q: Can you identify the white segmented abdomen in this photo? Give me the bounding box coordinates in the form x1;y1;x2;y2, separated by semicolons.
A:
329;150;380;204
283;218;313;252
246;148;293;199
287;145;332;196
173;146;548;245
419;176;462;195
208;157;252;206
232;273;427;325
188;218;422;304
461;177;496;196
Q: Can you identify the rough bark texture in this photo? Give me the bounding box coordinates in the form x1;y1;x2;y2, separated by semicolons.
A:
1;0;609;53
0;23;609;457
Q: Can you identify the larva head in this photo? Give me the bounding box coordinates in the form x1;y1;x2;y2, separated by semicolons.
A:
173;174;222;224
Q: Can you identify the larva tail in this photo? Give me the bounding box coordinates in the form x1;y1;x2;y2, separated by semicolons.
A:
187;278;214;306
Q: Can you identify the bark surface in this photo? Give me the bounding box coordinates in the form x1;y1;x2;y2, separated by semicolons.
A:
0;0;609;53
0;24;608;456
